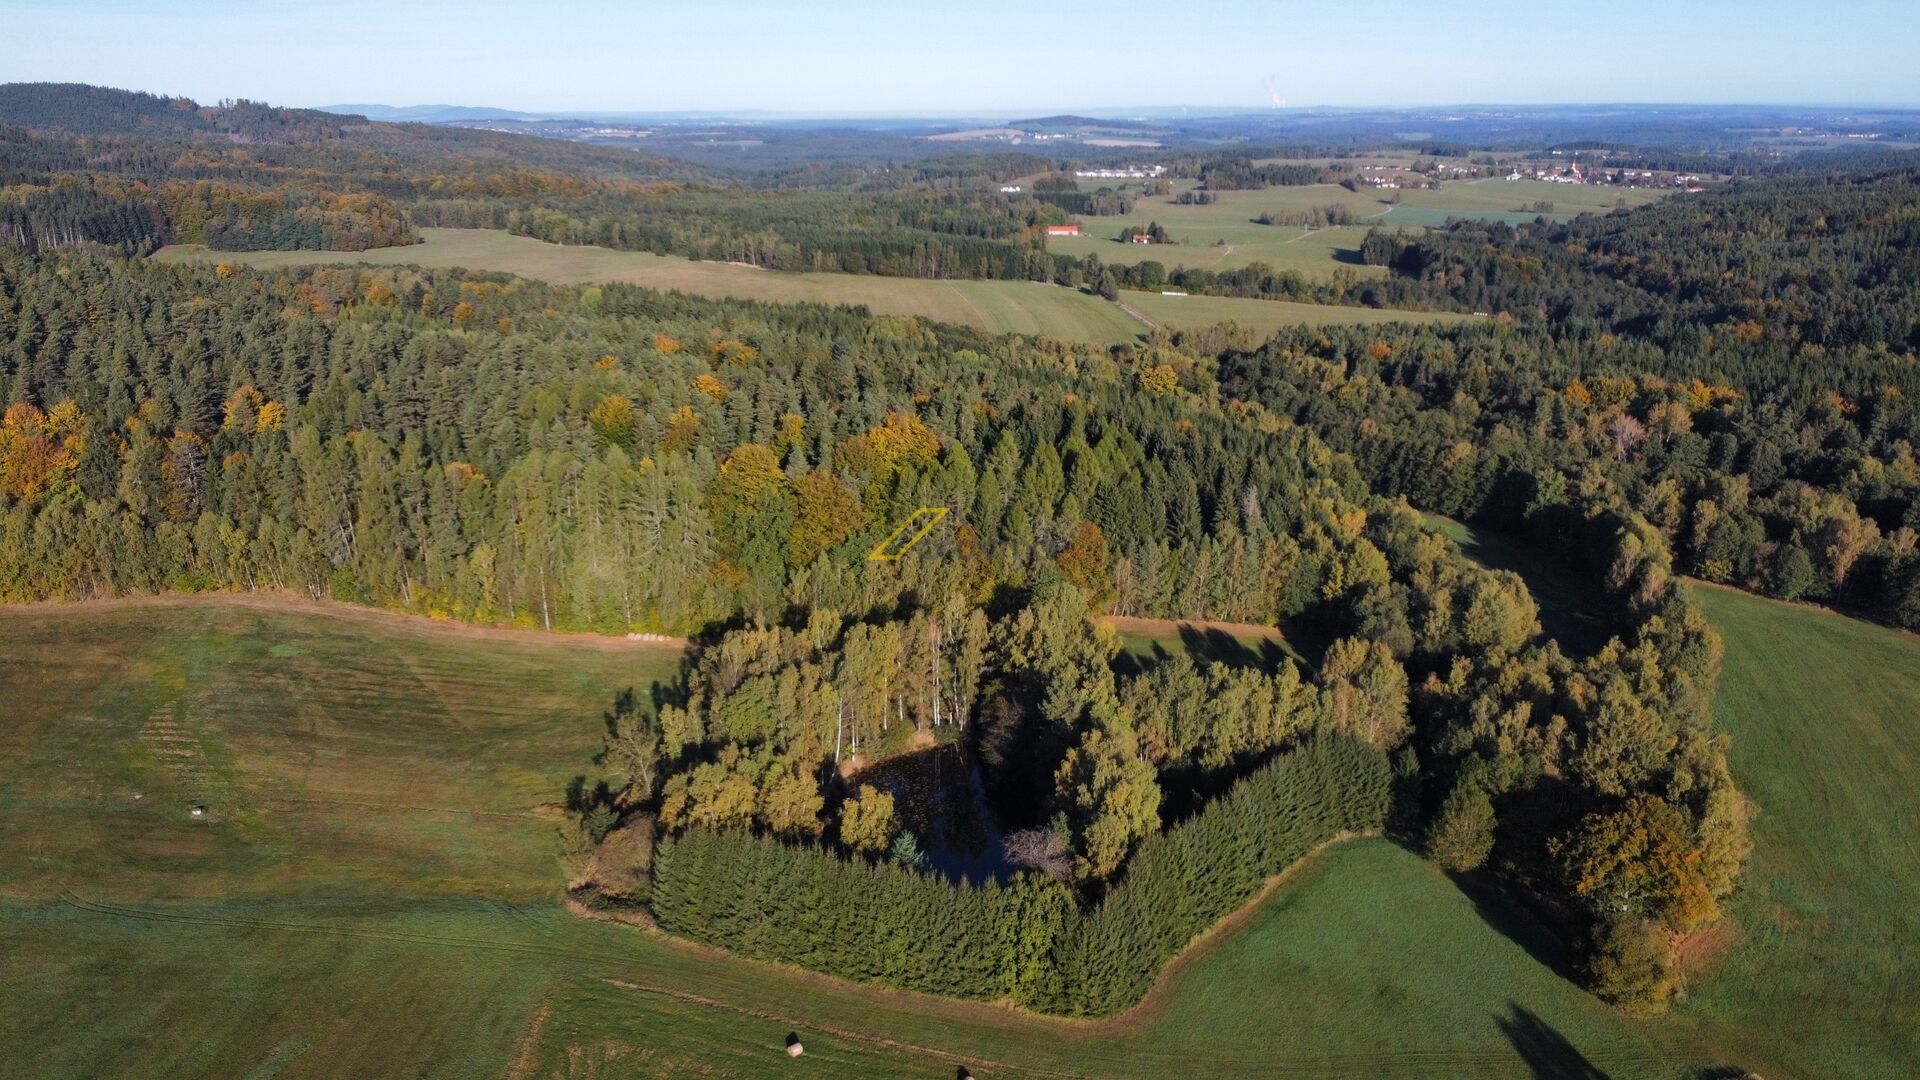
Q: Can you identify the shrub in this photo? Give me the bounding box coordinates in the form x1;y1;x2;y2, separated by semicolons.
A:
1426;781;1496;872
1587;916;1676;1014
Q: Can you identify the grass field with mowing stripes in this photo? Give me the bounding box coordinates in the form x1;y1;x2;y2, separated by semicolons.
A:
4;590;1910;1077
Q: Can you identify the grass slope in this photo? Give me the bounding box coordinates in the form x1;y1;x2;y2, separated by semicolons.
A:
1683;585;1920;1079
153;228;1467;346
1102;614;1313;673
9;591;1909;1077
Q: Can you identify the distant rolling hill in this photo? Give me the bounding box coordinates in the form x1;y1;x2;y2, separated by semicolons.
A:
316;103;540;123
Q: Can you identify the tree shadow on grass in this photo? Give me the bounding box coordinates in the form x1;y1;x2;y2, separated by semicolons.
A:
1392;833;1581;984
1496;1002;1611;1080
1175;624;1267;669
1445;521;1613;659
1447;862;1580;984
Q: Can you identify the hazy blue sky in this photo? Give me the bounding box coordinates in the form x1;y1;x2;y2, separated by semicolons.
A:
7;0;1918;113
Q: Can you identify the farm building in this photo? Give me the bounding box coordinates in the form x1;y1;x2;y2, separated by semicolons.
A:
1129;232;1154;244
1044;224;1081;237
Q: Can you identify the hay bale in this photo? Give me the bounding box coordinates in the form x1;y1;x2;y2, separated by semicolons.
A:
188;804;207;818
786;1041;804;1058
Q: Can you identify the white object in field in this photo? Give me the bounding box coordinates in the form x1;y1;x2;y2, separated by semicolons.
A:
786;1041;804;1058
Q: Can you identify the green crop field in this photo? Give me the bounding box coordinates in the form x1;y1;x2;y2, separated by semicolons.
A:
153;229;1461;347
2;587;1910;1077
1045;178;1671;275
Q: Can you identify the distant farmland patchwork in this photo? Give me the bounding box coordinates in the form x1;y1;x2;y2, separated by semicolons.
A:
1042;176;1673;274
155;228;1471;345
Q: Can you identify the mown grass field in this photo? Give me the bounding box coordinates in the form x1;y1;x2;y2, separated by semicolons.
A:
1682;584;1920;1079
1126;289;1474;335
1045;178;1670;275
3;589;1910;1077
154;229;1463;347
1103;614;1313;673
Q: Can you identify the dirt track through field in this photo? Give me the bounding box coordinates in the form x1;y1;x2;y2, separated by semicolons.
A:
10;591;689;653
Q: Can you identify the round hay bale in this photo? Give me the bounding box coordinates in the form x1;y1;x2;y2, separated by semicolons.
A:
786;1041;804;1058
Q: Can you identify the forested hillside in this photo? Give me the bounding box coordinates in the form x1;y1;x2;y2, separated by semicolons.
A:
1359;165;1920;388
1219;320;1920;629
0;241;1741;1013
0;84;710;254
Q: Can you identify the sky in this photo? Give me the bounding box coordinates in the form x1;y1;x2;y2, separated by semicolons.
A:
5;0;1918;115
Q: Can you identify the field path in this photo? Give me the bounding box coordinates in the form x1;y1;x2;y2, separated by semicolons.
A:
1114;300;1155;328
4;591;689;653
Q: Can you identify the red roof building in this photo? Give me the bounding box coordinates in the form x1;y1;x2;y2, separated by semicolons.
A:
1044;224;1081;237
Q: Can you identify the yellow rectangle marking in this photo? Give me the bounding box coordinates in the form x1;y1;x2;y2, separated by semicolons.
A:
868;507;950;561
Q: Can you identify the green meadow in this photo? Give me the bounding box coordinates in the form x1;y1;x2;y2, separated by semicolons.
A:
155;228;1464;347
1681;584;1920;1078
2;585;1914;1077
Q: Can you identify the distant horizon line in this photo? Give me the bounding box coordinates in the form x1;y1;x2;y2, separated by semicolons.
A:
303;97;1920;124
9;82;1919;122
314;99;1920;118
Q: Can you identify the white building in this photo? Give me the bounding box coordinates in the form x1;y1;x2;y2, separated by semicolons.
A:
1073;166;1167;180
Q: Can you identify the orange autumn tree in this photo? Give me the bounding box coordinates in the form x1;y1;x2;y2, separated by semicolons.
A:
1553;794;1720;932
705;445;796;600
835;411;941;509
1056;521;1113;608
588;394;637;450
658;405;699;452
0;400;85;503
220;385;285;436
788;469;864;567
